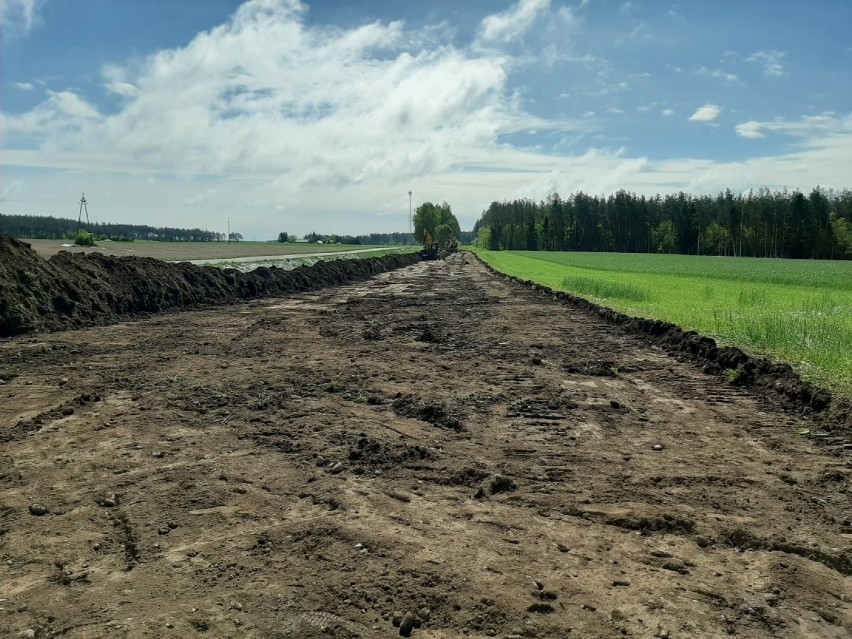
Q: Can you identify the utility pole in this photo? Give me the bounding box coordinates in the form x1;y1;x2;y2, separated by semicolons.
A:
227;218;230;244
76;193;90;235
408;190;412;236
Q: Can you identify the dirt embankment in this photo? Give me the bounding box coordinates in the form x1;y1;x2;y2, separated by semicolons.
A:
0;235;421;338
472;253;852;434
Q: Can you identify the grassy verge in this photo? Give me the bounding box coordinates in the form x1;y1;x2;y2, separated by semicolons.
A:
470;248;852;397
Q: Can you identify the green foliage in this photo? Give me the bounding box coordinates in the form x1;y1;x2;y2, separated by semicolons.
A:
474;226;492;249
472;249;852;396
414;202;460;250
651;220;678;253
74;230;95;246
434;224;455;251
0;213;222;241
472;187;852;259
832;216;852;258
277;231;289;243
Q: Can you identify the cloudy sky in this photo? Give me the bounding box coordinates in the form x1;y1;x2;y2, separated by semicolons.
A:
2;0;851;238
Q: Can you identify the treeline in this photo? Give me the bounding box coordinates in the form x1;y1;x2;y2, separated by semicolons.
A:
473;188;852;259
300;231;419;245
288;231;477;246
0;214;223;242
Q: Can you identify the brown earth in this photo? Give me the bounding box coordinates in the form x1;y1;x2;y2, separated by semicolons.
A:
1;252;851;638
20;239;384;261
0;235;420;338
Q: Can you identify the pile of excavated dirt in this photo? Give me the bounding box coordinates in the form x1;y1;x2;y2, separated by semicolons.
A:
0;235;421;337
474;254;852;434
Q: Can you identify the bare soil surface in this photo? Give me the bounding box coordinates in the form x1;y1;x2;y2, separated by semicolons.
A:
0;235;419;338
1;253;850;639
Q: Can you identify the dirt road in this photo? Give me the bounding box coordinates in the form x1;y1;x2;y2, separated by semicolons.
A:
1;254;850;638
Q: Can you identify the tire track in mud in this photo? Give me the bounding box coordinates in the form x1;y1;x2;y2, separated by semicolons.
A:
1;253;850;638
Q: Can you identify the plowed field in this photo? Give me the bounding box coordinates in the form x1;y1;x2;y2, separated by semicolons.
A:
1;253;850;638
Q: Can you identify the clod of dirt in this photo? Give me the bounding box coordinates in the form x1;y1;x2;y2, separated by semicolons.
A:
28;503;48;516
695;535;712;548
399;611;418;637
391;395;463;431
415;328;437;343
489;475;517;494
562;359;620;377
527;603;555;614
347;436;435;468
443;467;490;486
362;325;383;340
416;607;431;622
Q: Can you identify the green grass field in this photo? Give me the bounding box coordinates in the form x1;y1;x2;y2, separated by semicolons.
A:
470;249;852;396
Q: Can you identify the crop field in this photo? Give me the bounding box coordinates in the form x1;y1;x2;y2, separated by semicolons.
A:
472;249;852;396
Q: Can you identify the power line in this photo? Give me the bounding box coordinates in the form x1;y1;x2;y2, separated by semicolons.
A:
76;193;90;234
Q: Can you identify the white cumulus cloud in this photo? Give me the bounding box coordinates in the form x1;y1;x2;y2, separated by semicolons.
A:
4;0;530;189
688;104;721;123
2;90;101;141
479;0;550;44
746;50;785;76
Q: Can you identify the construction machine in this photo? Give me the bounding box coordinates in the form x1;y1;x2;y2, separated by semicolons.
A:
422;229;439;260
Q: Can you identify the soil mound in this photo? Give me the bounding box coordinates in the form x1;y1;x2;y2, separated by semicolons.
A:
0;235;421;337
472;252;852;433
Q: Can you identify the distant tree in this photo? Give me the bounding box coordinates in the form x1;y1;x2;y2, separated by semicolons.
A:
652;220;678;253
474;226;492;249
413;201;460;250
228;232;243;242
277;231;289;243
832;216;852;258
74;230;95;246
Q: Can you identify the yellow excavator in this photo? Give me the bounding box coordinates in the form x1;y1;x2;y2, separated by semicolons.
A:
422;229;439;260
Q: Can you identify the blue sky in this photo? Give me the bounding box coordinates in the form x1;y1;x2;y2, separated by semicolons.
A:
2;0;851;238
